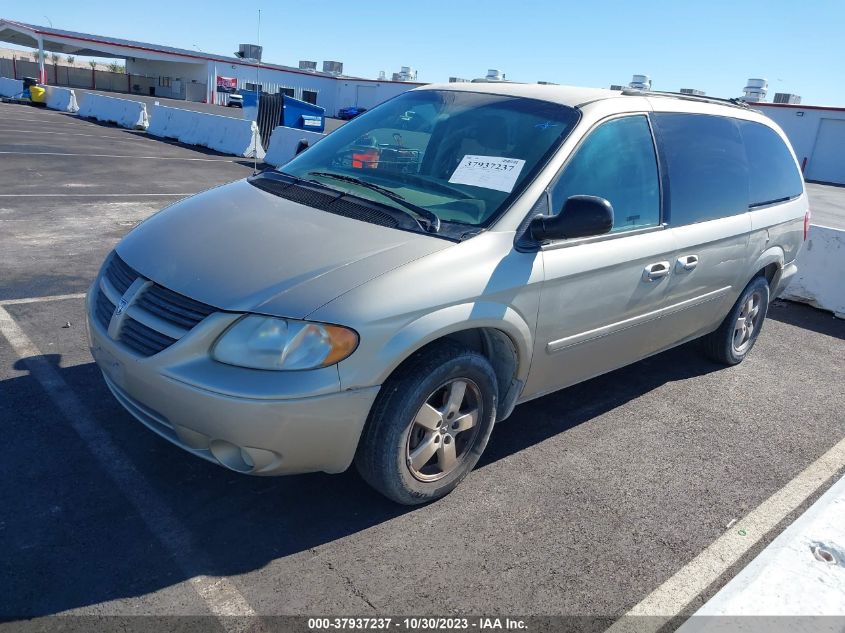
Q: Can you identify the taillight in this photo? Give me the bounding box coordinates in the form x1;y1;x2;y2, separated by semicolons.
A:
804;210;811;241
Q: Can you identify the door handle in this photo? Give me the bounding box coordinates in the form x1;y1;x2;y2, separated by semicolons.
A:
643;261;671;282
677;255;699;272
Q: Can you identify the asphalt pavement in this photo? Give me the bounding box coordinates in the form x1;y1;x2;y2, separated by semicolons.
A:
806;182;845;229
1;101;843;628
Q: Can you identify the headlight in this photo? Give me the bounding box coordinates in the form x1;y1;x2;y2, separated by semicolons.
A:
212;315;358;371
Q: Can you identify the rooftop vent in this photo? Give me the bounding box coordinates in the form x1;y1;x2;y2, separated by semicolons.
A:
235;44;262;61
629;74;651;90
743;78;768;102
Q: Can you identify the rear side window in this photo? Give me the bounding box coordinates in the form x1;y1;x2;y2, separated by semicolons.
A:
550;115;660;233
738;121;804;207
651;113;749;225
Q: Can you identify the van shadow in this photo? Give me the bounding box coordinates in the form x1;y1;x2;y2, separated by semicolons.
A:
767;299;845;340
1;343;722;619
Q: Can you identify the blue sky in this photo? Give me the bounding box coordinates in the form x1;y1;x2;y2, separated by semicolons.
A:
4;0;844;105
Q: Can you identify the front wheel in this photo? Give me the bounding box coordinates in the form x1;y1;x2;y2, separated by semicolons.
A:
702;275;770;365
355;341;498;505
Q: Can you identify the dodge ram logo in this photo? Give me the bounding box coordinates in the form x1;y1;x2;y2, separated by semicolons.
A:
115;297;128;316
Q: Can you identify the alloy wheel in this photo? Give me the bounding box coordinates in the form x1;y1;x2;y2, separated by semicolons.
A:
405;378;483;482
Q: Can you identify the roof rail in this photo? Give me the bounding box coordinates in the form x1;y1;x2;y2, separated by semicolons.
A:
621;89;751;110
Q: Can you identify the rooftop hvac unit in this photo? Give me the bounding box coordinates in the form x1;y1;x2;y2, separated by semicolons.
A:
537;81;558;85
299;60;317;71
610;84;624;91
394;66;418;81
322;60;343;75
629;74;651;90
742;78;768;102
774;92;801;104
486;69;503;81
235;44;263;61
449;77;469;83
680;88;706;96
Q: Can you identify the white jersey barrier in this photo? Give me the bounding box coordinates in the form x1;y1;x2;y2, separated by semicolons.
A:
264;125;327;167
782;225;845;318
43;85;79;113
0;76;25;98
77;92;149;130
147;105;265;160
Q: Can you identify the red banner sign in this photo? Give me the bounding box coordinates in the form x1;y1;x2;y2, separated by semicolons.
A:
216;76;237;93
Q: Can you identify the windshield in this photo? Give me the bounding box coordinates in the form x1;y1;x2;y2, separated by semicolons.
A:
282;89;579;229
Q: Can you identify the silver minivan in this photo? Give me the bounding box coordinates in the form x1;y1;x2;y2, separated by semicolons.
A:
87;84;808;504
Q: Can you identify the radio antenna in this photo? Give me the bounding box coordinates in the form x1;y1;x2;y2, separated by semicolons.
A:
253;8;262;174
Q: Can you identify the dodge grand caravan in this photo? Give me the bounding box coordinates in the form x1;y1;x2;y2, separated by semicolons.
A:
87;83;808;504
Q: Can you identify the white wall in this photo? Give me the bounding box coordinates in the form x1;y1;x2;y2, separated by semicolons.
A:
209;61;422;115
126;55;423;114
334;79;420;114
755;104;845;185
125;58;207;99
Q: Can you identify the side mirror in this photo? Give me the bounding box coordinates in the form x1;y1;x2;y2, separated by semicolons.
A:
529;195;614;241
295;139;310;155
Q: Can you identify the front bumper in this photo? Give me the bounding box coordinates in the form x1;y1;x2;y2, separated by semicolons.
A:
86;286;380;476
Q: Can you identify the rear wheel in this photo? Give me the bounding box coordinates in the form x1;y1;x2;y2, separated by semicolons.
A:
702;276;770;365
355;340;498;505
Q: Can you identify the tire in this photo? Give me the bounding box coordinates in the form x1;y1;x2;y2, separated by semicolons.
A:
355;340;498;505
702;275;770;365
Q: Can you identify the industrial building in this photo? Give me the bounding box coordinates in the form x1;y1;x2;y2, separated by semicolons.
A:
0;18;422;115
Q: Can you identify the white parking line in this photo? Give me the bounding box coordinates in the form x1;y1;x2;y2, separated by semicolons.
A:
0;292;87;306
0;305;257;628
605;436;845;633
0;193;193;197
0;151;242;162
0;127;149;142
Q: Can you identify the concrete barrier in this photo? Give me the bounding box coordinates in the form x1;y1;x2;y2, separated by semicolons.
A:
77;92;148;130
782;225;845;318
0;76;25;98
43;85;78;113
147;104;265;159
264;125;327;167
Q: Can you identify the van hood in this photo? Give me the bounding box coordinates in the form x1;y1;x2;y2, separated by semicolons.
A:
116;179;451;319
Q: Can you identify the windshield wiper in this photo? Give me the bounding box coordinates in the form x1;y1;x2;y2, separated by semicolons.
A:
308;171;441;233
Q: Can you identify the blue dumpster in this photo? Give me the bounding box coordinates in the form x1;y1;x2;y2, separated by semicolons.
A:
282;95;325;133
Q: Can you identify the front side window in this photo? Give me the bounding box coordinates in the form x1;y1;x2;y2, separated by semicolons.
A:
550;115;660;233
651;113;749;225
739;120;804;207
282;90;579;229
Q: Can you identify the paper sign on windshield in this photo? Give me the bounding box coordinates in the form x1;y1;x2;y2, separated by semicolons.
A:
448;155;526;193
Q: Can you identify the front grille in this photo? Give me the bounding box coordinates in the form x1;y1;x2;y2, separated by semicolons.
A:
119;317;177;357
95;289;115;330
135;283;216;330
95;253;218;357
105;252;136;296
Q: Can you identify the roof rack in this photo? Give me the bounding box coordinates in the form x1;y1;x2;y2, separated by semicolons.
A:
621;89;751;110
